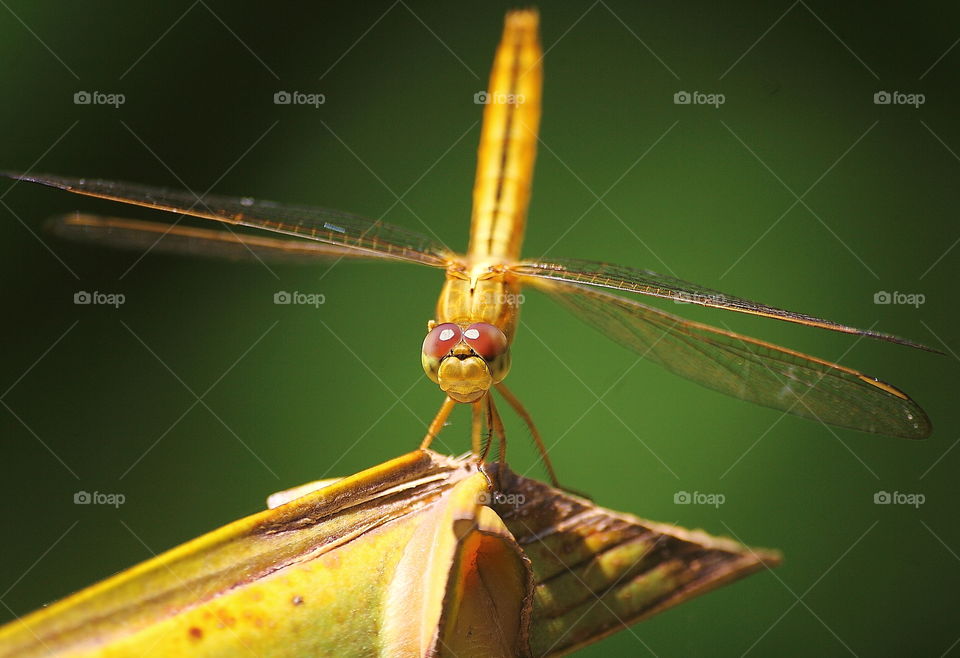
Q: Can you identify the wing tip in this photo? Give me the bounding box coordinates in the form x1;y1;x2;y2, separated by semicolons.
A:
905;404;934;440
897;418;932;440
861;328;943;355
1;170;74;190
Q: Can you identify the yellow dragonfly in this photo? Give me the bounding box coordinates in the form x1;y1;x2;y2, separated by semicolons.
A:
2;10;933;486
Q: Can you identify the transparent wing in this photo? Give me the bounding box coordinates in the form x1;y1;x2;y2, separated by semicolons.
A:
526;278;931;439
45;213;396;264
513;257;936;352
3;172;453;267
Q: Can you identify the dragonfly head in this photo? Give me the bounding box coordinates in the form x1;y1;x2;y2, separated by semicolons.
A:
421;322;511;403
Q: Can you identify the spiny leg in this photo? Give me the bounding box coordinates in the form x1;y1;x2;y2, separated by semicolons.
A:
479;395;495;462
470;399;484;456
495;381;560;488
487;392;508;468
421;395;457;451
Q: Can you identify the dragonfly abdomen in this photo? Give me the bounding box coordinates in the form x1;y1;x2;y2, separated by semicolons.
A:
467;9;542;264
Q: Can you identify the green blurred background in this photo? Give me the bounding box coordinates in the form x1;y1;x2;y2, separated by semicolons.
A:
1;1;958;655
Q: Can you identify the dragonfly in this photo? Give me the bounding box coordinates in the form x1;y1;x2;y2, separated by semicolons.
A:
2;10;934;486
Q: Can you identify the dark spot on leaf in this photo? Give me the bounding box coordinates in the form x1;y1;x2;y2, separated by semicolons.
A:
188;627;203;640
292;595;304;606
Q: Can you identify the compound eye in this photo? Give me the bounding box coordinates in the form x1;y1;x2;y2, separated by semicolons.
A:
463;323;508;360
422;323;462;359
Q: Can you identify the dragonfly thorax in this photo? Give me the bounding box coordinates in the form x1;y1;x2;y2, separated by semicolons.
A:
435;267;522;342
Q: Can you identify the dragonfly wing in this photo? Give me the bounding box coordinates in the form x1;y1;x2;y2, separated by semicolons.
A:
524;278;931;439
46;213;399;264
3;172;453;267
514;257;936;352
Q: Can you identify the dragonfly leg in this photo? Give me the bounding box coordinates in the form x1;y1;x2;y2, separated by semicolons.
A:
420;396;457;451
479;395;494;462
470;399;484;456
495;382;560;488
487;393;508;468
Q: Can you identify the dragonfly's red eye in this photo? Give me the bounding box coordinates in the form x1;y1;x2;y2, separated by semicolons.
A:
463;323;508;360
423;323;462;359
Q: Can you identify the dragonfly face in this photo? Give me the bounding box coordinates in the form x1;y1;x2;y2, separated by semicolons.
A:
421;321;511;403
